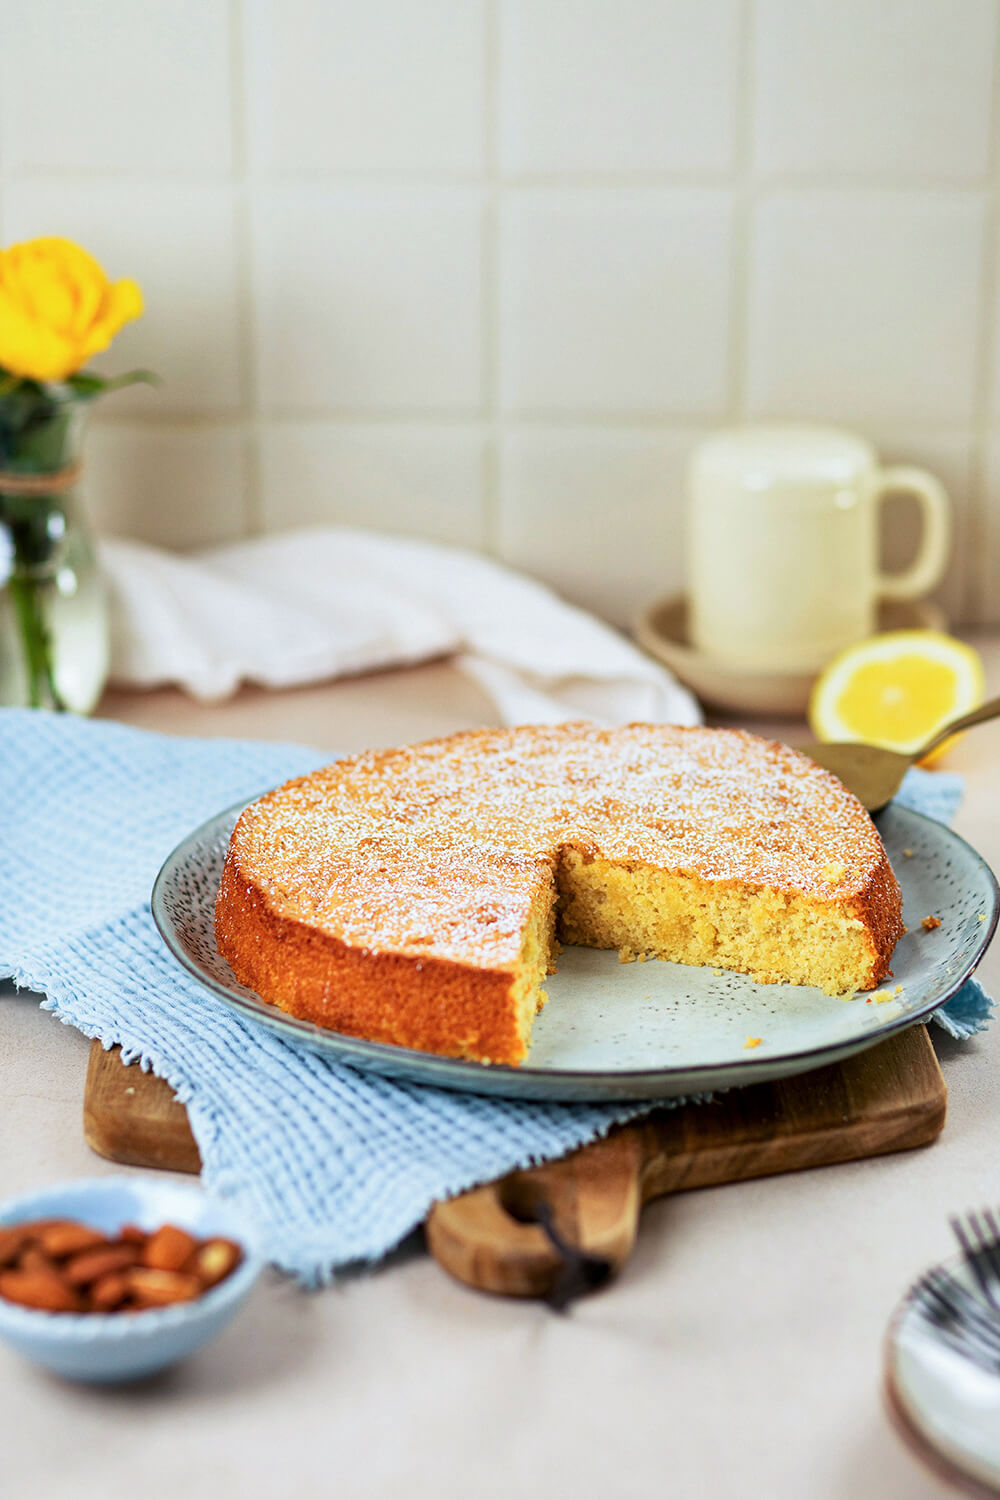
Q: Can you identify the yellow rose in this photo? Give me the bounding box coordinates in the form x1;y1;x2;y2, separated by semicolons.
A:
0;236;143;383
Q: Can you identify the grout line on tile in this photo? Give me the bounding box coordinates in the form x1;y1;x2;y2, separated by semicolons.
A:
727;0;755;422
0;167;240;185
229;0;262;538
92;408;733;431
88;409;995;439
482;434;499;556
90;414;250;434
5;165;995;193
966;6;1000;627
244;170;490;190
481;0;501;555
741;172;995;196
499;170;737;190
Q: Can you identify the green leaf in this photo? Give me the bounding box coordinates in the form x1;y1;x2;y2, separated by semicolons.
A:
61;373;106;400
103;367;161;392
66;367;160;398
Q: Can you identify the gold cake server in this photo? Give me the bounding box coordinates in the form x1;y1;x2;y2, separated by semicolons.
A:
800;694;1000;812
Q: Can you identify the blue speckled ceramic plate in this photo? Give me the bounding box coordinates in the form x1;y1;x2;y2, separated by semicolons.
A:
152;800;998;1102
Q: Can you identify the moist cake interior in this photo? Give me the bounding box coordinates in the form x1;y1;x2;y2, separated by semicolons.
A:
510;846;881;1060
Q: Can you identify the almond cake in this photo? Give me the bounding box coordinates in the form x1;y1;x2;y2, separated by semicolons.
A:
214;723;904;1066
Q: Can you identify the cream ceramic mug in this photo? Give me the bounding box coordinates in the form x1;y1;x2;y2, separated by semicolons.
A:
686;424;951;673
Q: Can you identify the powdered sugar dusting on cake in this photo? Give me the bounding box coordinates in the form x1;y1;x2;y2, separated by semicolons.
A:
226;724;898;969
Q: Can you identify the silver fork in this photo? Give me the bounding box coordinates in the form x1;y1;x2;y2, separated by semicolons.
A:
950;1209;1000;1316
908;1213;1000;1377
913;1266;1000;1372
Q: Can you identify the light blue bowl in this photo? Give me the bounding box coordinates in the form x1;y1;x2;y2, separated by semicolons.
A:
0;1176;262;1383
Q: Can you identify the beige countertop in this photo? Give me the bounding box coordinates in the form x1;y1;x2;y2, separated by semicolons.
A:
3;643;1000;1500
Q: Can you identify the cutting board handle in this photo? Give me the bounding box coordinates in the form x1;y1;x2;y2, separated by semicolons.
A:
426;1025;947;1303
426;1130;644;1303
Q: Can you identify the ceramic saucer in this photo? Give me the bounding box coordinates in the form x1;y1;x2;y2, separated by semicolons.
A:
633;595;946;718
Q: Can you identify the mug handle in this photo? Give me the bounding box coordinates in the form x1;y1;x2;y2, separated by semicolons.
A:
873;465;951;601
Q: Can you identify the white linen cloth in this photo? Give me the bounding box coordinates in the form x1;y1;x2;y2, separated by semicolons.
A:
100;528;700;726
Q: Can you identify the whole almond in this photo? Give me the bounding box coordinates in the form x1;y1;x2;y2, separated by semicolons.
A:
38;1222;107;1259
18;1246;59;1276
89;1271;131;1312
127;1267;201;1307
142;1224;198;1273
118;1224;147;1245
65;1244;140;1287
0;1226;30;1268
192;1239;242;1288
0;1268;82;1313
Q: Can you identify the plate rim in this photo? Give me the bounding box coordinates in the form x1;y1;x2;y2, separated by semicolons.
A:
151;797;999;1101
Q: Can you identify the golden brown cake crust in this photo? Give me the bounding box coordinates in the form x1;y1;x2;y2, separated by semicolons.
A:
214;723;904;1064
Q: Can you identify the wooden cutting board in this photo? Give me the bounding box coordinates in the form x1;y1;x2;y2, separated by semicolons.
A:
83;1027;946;1305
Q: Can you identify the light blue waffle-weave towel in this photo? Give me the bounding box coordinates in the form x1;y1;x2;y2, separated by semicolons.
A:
0;710;992;1280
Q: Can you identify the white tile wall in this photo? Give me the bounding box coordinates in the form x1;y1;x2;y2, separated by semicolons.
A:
499;428;699;627
245;0;485;173
252;188;484;412
84;426;248;549
500;190;733;414
258;424;486;547
754;0;997;180
0;0;233;174
747;192;988;425
1;0;999;627
499;0;741;176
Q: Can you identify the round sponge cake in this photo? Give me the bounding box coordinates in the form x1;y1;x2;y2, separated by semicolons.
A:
214;722;904;1066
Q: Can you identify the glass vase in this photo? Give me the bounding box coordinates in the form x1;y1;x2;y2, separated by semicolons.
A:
0;402;109;712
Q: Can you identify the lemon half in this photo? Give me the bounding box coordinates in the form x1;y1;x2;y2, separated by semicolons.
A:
809;630;985;762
